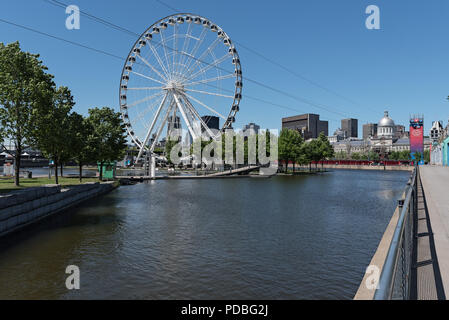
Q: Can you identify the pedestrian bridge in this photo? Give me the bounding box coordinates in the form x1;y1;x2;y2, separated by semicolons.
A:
117;165;262;181
355;166;449;300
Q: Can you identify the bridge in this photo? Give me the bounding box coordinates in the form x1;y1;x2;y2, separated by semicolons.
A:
355;165;449;300
117;165;262;181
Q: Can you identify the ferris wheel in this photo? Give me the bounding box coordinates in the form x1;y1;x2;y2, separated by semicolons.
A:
119;13;242;161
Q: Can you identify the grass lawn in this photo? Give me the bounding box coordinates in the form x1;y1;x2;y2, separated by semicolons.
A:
0;177;100;193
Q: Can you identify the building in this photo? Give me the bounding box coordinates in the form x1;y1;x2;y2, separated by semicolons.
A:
363;123;378;140
282;114;328;139
377;111;396;139
167;115;181;138
341;118;358;138
201;115;220;132
430;119;449;166
328;128;346;143
242;122;260;135
430;121;444;142
332;110;431;158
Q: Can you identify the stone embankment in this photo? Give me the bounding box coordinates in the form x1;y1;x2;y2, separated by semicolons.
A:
0;182;116;238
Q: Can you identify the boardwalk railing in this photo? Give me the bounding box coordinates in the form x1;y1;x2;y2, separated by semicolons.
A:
355;167;418;300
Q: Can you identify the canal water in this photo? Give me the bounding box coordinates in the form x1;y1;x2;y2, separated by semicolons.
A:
0;170;410;299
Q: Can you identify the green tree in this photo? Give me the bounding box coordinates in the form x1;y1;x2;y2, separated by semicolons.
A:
279;128;303;172
317;132;334;169
351;152;361;160
0;42;54;186
368;151;380;161
335;151;347;160
87;107;128;181
306;139;324;170
33;86;74;184
413;151;423;164
424;149;430;163
66;112;96;182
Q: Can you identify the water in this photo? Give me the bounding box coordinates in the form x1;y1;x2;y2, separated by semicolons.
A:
0;170;410;299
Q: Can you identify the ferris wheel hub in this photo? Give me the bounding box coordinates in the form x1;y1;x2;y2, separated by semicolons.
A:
163;81;184;91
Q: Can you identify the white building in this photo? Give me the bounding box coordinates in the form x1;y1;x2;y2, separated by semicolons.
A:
377;111;396;139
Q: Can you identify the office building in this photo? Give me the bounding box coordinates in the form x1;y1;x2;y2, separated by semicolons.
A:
282;114;328;139
341;118;358;138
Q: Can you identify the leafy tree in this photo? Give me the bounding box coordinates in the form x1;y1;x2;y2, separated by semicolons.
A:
368;151;380;161
424;149;430;163
0;42;54;186
33;86;74;184
413;151;423;164
317;132;334;169
87;107;127;181
67;112;96;182
279;128;303;172
307;139;324;170
335;151;347;160
351;152;361;160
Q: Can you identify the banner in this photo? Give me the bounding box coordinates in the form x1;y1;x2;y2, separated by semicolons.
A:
410;119;424;160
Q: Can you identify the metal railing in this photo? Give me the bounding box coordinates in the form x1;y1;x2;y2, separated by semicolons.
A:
374;166;418;299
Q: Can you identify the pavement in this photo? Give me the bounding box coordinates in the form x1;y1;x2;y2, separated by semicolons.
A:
419;165;449;297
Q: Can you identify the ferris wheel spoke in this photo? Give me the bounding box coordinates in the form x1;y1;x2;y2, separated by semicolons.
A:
148;42;171;78
173;24;178;79
185;37;221;79
136;54;168;82
127;86;163;91
181;94;217;139
150;99;175;152
127;91;164;108
183;28;208;72
173;91;199;141
134;94;164;124
186;53;232;82
182;91;227;120
159;29;173;77
183;88;234;100
182;74;234;87
177;22;193;75
131;71;166;86
136;92;169;161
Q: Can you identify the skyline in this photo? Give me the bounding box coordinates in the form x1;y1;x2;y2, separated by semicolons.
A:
1;0;449;136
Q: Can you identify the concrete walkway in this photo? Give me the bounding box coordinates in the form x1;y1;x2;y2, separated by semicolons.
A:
420;166;449;297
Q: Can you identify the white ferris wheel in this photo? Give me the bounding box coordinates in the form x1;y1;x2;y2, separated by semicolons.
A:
119;13;243;162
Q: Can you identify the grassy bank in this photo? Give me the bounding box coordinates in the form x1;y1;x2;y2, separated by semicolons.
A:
0;177;100;193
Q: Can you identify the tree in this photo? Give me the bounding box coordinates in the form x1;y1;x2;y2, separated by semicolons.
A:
33;86;74;184
165;138;180;166
351;152;362;160
335;151;347;160
424;149;430;163
306;139;324;170
0;42;54;186
279;128;303;173
87;107;128;181
67;112;95;182
317;132;334;169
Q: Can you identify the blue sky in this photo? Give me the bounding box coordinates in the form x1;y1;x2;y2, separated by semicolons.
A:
1;0;449;136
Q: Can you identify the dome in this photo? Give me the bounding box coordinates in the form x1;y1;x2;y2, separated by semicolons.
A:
378;111;395;127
